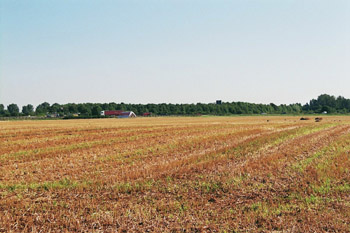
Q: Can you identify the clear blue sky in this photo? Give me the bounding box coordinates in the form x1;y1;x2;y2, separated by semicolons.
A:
0;0;349;107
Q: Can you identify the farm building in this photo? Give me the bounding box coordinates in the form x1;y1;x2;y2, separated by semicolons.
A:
100;110;136;118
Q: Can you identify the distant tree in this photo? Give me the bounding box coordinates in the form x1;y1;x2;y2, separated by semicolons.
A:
321;106;336;113
50;103;62;114
92;105;103;116
77;104;91;116
270;103;278;113
0;104;4;116
8;104;20;116
36;102;50;115
291;103;302;113
318;94;336;106
101;103;110;110
108;102;118;110
302;103;310;112
4;93;350;118
120;102;126;111
67;104;78;114
336;96;350;112
22;106;27;115
58;105;69;115
22;104;34;116
305;94;342;113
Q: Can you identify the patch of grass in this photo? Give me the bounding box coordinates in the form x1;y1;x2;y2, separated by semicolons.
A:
0;178;85;191
312;179;331;194
198;181;224;193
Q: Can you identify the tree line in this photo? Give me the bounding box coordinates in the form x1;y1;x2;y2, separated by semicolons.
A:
0;94;349;118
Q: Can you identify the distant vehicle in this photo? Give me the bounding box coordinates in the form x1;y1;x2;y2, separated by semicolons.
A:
46;113;60;118
100;110;136;118
322;111;328;114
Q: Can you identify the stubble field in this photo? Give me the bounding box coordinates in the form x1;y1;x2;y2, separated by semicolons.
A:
1;116;350;232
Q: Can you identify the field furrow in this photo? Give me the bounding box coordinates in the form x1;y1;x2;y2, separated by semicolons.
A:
1;116;349;232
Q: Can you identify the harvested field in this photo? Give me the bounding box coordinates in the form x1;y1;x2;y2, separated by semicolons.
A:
1;116;350;232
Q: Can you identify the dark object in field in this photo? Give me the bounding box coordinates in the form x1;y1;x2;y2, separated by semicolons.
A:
315;117;323;122
300;117;311;120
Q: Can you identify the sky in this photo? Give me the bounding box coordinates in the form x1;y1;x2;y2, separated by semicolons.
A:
0;0;349;107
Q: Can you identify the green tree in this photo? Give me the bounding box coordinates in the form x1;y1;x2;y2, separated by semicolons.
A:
0;104;5;116
318;94;336;108
8;104;20;116
50;103;62;114
67;104;78;114
36;102;50;115
77;104;91;116
22;104;34;116
92;105;103;116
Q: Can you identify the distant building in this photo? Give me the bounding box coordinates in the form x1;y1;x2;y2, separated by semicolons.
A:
322;111;328;114
46;113;60;118
216;100;222;105
101;110;136;118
